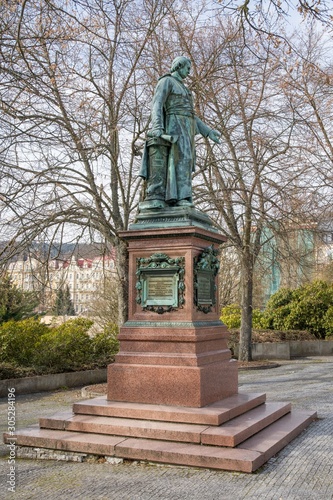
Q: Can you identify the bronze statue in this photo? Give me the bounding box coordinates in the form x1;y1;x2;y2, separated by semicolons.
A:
139;56;220;210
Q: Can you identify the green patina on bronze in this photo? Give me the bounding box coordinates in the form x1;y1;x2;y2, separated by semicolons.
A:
139;56;220;211
129;205;219;232
135;253;185;314
194;245;220;314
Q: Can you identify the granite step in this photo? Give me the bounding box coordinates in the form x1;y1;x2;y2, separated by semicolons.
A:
114;436;264;473
73;392;267;426
4;425;126;456
238;409;317;461
116;410;316;472
40;413;210;444
201;401;292;447
4;409;316;473
3;426;263;472
40;401;291;447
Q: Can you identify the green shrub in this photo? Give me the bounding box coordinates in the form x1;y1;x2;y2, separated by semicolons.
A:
252;309;270;329
91;323;119;366
264;281;333;338
286;281;333;338
324;306;333;338
0;274;39;324
0;316;119;377
221;304;241;329
54;317;94;336
34;318;94;372
0;362;42;379
221;304;269;330
0;318;49;366
264;288;294;330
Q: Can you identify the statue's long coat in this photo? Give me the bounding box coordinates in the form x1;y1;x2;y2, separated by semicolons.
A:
140;74;211;202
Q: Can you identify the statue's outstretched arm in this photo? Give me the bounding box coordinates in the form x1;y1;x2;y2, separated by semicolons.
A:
195;117;221;144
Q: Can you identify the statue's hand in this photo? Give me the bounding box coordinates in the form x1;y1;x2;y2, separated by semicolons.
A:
208;129;221;144
148;128;164;138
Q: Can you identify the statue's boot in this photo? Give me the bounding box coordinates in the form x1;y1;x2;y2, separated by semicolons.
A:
139;199;167;210
176;199;194;207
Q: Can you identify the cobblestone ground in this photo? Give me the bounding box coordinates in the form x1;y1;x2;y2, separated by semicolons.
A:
1;357;332;500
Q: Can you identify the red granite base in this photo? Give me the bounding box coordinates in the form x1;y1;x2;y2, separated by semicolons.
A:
5;394;317;473
108;358;238;407
108;225;238;407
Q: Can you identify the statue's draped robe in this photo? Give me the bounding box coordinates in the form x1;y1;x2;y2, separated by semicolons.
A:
140;74;211;203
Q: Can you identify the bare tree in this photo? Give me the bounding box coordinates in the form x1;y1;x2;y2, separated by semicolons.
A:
0;0;172;324
218;0;333;33
2;0;332;359
281;28;333;198
191;18;333;359
162;7;317;360
87;275;119;329
218;245;241;308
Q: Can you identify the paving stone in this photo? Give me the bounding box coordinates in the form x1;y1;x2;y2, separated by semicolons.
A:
1;357;332;499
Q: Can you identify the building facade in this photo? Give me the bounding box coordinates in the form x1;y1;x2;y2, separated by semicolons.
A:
256;221;333;307
7;253;116;315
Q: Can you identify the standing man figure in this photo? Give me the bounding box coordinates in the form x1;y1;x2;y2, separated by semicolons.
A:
139;56;220;209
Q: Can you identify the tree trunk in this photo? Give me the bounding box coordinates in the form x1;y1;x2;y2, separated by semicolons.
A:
238;257;253;361
115;237;129;326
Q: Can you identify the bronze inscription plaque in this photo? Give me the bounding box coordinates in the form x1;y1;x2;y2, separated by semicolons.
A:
143;273;178;306
197;271;213;304
147;275;175;300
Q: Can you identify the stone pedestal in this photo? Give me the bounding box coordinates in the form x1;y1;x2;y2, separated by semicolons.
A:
6;208;317;472
107;218;238;407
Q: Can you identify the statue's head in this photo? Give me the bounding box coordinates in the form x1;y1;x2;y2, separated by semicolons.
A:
170;56;191;74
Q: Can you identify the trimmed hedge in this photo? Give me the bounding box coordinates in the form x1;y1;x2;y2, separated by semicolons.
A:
34;318;94;371
0;317;119;379
0;318;49;366
221;280;333;339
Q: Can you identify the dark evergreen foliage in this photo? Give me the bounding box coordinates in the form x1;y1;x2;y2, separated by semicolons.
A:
0;274;38;324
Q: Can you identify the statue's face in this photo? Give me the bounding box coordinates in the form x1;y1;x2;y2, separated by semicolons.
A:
178;61;191;80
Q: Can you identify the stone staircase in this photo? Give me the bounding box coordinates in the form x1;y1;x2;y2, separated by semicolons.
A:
4;392;316;473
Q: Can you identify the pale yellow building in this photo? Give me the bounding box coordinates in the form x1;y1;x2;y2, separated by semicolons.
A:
8;253;116;315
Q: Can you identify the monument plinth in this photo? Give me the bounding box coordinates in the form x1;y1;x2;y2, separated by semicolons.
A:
107;217;238;407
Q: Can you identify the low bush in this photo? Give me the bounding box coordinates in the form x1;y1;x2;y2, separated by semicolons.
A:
264;288;294;330
221;304;268;329
0;318;49;366
223;281;333;339
91;323;119;366
264;281;333;338
221;304;241;329
0;317;119;379
324;306;333;337
0;362;42;379
252;309;270;329
34;318;94;372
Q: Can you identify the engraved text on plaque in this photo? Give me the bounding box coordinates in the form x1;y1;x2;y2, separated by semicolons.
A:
147;275;175;301
143;273;178;307
197;270;213;305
